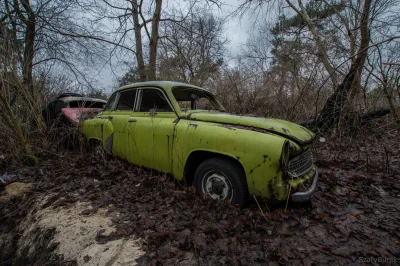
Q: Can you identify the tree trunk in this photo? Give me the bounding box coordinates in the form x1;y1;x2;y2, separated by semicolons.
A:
315;0;372;135
148;0;162;80
131;0;147;81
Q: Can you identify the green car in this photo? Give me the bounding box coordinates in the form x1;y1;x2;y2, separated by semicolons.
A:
82;81;318;207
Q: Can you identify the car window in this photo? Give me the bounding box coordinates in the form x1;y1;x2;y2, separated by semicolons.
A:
104;93;118;111
54;101;68;113
139;89;173;112
116;89;137;111
172;87;221;111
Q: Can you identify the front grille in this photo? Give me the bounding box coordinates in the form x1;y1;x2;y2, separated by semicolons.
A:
288;149;313;177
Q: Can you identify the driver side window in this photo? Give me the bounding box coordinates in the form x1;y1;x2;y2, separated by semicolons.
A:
139;89;173;112
116;89;137;111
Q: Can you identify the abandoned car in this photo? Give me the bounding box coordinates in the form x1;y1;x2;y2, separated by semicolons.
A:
82;81;318;207
42;93;107;127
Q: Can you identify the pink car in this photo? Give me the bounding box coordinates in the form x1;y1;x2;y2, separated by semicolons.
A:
42;93;107;127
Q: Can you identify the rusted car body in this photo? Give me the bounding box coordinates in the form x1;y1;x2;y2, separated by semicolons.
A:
42;93;106;127
82;81;318;206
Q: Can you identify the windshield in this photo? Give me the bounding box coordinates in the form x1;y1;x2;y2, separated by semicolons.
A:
172;87;224;112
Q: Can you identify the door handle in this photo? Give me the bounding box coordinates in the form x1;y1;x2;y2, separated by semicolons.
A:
107;116;113;120
128;118;137;123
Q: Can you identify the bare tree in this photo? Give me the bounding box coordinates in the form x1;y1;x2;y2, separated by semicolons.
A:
87;0;203;82
0;0;110;158
158;11;227;86
238;0;399;135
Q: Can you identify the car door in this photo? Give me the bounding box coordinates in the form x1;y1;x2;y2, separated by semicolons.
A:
127;87;177;173
87;93;118;149
106;89;138;159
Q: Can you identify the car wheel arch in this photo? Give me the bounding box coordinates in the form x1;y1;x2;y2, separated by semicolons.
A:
88;138;102;148
183;150;246;186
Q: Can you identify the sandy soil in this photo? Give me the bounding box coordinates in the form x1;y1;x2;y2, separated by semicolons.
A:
12;192;144;265
0;182;32;202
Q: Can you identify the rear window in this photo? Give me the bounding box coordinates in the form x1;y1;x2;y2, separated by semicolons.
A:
69;101;105;108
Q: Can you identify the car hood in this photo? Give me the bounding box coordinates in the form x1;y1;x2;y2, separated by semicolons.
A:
186;112;315;145
61;108;102;125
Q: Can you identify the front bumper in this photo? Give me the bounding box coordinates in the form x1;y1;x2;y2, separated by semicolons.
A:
291;168;319;202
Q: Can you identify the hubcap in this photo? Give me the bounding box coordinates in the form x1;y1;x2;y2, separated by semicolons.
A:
201;172;233;201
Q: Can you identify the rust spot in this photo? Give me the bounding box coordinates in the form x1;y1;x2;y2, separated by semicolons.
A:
250;155;268;173
250;165;260;174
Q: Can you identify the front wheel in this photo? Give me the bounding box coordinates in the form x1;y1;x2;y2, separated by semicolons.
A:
193;157;249;207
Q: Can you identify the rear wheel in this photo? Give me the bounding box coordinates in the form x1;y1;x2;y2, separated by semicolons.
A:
89;140;109;160
193;157;249;207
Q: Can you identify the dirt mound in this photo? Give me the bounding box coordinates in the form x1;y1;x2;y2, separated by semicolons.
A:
1;193;143;265
20;198;143;265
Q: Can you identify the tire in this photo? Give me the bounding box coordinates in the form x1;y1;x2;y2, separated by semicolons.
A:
90;140;109;160
193;157;249;207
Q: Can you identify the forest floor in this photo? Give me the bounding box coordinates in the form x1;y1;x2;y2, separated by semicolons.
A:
0;130;399;265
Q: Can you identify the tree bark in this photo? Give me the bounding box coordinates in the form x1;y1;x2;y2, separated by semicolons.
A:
131;0;147;81
148;0;162;80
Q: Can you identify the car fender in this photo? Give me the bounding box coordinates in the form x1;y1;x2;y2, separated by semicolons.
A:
173;120;290;199
82;116;114;151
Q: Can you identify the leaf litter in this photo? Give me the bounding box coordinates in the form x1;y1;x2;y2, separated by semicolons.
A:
0;135;399;265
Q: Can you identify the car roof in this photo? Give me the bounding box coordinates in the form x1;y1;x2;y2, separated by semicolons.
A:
117;81;210;93
57;96;107;103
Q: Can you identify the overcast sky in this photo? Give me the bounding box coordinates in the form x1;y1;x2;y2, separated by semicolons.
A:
96;0;257;91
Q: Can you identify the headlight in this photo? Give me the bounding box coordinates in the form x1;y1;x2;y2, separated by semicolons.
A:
289;142;296;152
281;141;290;171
